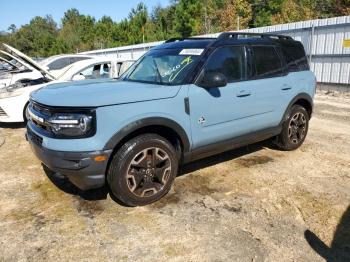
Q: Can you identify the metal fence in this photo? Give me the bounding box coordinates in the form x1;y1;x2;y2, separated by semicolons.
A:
81;16;350;85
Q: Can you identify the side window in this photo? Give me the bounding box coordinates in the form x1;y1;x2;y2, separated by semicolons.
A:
74;63;111;79
48;58;70;70
252;46;283;78
204;46;246;82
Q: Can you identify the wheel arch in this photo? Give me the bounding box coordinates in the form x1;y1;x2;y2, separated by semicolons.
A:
103;117;191;159
280;93;313;125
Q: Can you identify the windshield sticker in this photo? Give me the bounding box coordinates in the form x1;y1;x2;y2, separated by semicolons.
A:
168;56;194;82
179;49;204;56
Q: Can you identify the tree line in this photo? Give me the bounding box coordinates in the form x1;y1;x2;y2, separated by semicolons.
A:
0;0;349;57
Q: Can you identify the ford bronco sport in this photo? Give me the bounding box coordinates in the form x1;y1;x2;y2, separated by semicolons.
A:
26;32;316;206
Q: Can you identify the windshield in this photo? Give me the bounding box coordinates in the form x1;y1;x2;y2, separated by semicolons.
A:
123;48;202;85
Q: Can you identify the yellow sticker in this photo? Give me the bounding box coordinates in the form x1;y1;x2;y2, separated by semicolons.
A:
343;39;350;48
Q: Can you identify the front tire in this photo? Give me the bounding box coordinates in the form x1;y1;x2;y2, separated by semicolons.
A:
276;105;309;151
107;134;179;206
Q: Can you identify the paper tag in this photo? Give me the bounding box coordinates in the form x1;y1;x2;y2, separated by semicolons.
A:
179;49;204;56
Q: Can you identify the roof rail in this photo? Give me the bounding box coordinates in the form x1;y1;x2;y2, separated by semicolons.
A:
217;32;293;41
165;37;217;43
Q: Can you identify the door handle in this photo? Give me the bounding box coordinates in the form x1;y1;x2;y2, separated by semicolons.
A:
281;84;292;91
236;90;251;98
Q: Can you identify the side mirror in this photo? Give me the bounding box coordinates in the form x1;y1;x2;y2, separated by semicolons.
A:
198;71;227;88
72;73;86;81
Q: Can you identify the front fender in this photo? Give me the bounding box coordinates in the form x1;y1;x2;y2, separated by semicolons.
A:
103;116;191;153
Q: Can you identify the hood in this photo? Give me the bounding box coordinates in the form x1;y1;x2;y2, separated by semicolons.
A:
30;79;181;107
2;44;57;80
0;56;19;70
0;50;29;71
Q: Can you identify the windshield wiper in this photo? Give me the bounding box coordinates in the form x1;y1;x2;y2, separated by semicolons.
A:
152;58;163;85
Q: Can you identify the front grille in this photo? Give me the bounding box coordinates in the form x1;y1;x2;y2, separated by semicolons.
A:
27;128;43;146
32;102;52;117
28;101;52;132
0;107;7;117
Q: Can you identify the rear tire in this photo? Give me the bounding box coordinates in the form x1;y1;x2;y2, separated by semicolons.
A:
276;105;309;151
107;134;179;206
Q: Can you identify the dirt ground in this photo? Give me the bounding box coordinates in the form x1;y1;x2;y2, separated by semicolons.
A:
0;91;349;262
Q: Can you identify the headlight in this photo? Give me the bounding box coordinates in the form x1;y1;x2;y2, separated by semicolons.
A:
48;112;94;137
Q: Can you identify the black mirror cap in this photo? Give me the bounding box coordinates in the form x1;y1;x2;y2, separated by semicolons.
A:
197;71;227;88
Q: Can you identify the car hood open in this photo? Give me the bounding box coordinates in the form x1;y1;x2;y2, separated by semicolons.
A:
2;44;57;80
30;79;181;107
0;56;20;70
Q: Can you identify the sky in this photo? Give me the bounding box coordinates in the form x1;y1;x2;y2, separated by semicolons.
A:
1;0;170;31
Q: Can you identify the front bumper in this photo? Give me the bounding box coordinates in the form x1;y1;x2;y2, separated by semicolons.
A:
0;96;25;123
26;128;112;190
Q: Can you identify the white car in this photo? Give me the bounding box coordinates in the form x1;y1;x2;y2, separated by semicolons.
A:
0;57;18;72
0;54;135;123
39;54;95;78
0;47;44;89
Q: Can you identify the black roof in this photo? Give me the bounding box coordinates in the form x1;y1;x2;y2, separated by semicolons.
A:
155;32;297;50
154;39;216;50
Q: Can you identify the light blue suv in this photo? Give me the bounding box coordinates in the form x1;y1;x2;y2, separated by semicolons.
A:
26;33;316;206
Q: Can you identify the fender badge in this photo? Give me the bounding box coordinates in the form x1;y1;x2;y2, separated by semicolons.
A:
198;116;206;125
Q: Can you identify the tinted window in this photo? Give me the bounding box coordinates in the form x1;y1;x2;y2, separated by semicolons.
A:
70;57;91;64
281;43;309;72
204;46;245;82
252;46;283;78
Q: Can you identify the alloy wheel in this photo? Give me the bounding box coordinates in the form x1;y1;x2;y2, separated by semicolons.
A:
288;112;307;144
126;147;171;197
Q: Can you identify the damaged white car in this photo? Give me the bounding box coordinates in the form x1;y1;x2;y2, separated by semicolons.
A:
0;45;134;122
0;46;44;89
39;54;95;78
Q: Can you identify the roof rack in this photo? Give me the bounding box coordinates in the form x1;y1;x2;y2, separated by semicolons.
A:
217;32;293;41
165;37;217;43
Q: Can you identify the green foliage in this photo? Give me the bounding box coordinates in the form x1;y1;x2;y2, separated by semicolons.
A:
174;0;202;37
1;1;347;57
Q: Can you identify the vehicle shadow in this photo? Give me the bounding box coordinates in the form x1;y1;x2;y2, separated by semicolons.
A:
42;139;274;203
180;139;273;176
304;205;350;261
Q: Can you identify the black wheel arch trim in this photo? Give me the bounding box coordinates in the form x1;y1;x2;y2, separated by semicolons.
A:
280;92;313;125
103;117;191;153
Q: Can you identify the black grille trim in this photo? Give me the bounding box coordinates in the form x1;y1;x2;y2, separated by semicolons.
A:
27;128;43;146
0;107;7;116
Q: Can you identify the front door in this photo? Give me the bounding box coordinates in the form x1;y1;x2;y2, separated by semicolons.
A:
189;45;256;149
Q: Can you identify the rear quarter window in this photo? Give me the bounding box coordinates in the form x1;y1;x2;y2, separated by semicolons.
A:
281;42;309;72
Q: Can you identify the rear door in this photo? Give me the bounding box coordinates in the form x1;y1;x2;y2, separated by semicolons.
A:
244;45;290;128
